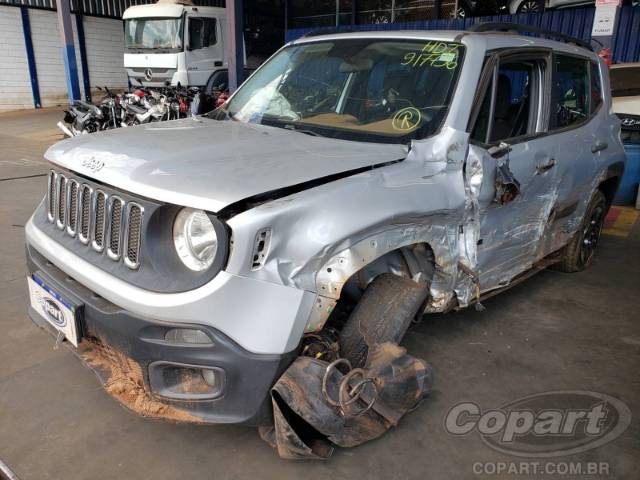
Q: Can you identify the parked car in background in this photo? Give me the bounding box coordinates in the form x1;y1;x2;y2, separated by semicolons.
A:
455;0;508;17
611;62;640;141
509;0;638;14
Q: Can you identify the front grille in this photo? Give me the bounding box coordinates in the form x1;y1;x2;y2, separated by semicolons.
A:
56;175;67;229
107;197;124;260
125;204;143;269
66;179;79;236
92;191;107;252
46;169;144;270
47;171;56;221
78;184;92;244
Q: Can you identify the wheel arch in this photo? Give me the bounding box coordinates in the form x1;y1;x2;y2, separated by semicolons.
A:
598;161;625;208
304;226;456;333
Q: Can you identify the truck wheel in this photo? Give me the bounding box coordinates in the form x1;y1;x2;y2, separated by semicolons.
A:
339;273;430;368
558;191;607;273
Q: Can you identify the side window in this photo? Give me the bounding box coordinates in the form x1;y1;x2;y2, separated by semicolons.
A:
552;55;589;129
590;61;603;115
471;59;538;144
189;18;204;50
188;18;217;50
204;18;217;46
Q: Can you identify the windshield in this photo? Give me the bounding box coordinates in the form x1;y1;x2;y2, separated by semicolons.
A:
124;17;183;51
213;39;465;143
610;66;640;98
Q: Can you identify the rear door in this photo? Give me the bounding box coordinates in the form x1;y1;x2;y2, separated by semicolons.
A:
537;54;607;256
468;50;561;290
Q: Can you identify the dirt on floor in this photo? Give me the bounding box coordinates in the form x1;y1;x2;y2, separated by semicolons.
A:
80;339;204;424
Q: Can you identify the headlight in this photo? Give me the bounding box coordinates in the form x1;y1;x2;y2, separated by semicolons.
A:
173;208;218;271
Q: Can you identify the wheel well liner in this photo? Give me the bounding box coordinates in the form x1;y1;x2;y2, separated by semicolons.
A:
598;176;621;207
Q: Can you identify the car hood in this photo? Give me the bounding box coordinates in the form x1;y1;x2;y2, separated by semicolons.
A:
46;118;407;212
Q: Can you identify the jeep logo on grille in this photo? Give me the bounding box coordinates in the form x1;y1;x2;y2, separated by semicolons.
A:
42;298;66;327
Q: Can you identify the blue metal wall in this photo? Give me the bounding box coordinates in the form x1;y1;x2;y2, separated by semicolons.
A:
286;6;640;64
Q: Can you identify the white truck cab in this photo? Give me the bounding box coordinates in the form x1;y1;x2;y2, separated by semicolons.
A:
123;0;227;87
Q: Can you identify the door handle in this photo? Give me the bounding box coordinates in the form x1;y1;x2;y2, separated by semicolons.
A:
591;142;608;153
536;158;557;175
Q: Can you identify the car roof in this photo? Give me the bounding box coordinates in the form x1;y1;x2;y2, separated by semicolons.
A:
291;30;597;60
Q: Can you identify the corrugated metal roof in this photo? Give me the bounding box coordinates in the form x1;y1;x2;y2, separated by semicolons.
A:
0;0;224;19
286;6;639;64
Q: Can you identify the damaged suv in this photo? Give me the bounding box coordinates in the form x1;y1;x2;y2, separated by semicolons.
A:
26;25;624;436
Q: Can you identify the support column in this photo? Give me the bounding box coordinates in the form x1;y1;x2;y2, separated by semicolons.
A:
75;14;92;102
20;7;41;109
226;0;245;92
591;0;622;66
284;0;289;33
56;0;81;102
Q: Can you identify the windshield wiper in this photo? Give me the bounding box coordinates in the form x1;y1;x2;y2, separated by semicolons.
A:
283;123;324;137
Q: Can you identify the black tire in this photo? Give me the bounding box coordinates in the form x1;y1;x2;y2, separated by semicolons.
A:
517;0;544;14
558;190;607;273
339;273;430;368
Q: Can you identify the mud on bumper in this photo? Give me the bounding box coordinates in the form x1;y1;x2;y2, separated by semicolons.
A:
26;243;297;426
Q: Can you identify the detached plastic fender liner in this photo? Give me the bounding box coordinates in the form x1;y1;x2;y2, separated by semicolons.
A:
263;343;434;460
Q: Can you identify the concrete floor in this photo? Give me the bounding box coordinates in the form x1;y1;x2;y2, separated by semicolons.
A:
1;108;639;480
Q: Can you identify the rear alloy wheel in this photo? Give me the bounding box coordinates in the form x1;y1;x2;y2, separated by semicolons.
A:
558;191;607;273
517;0;544;13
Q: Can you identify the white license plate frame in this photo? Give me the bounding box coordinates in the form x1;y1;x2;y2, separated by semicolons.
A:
28;275;81;347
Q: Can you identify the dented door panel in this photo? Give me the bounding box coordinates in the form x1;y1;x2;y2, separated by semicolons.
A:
473;136;561;290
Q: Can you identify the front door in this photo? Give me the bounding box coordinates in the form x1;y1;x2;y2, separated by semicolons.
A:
185;15;223;86
468;51;560;291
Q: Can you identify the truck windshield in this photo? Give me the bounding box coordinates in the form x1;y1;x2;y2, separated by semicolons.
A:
124;17;183;51
215;39;464;144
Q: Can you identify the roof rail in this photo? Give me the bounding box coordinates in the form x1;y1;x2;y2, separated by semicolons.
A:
300;28;353;38
467;22;593;51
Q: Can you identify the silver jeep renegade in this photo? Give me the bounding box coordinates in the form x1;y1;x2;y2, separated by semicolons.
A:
25;27;625;425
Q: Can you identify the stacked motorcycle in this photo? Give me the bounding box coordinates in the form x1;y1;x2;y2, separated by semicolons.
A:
57;85;224;138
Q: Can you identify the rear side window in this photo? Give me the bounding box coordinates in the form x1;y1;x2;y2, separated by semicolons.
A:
551;55;589;129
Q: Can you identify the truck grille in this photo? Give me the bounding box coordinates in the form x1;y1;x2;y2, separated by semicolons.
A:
46;169;144;270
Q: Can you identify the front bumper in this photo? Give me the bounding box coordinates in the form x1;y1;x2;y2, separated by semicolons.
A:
26;217;315;355
26;242;298;425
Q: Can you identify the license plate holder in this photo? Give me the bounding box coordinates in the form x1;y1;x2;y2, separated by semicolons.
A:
28;274;82;347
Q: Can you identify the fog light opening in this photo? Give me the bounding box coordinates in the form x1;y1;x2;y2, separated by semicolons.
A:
164;328;213;345
148;362;225;401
